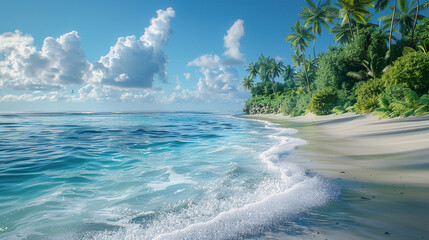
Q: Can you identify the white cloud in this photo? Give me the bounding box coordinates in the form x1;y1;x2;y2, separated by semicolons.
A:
180;19;249;104
0;92;67;102
168;67;249;104
0;84;165;103
0;7;178;104
187;20;245;69
187;54;221;68
183;72;191;80
73;83;165;103
0;9;250;107
0;30;90;91
223;19;245;65
94;7;175;89
141;8;176;49
196;67;248;101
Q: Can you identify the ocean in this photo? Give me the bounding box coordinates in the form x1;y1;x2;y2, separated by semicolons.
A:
0;112;334;239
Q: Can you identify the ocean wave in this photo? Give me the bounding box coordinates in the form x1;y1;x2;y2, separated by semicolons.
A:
91;120;333;240
0;113;334;239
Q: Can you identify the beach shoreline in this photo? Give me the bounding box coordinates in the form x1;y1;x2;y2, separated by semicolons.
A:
244;112;429;239
245;112;429;186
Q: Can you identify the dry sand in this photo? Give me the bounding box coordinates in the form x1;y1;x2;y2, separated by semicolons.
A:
247;112;429;186
244;113;429;239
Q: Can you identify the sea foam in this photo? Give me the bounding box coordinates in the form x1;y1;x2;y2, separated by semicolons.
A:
93;120;333;240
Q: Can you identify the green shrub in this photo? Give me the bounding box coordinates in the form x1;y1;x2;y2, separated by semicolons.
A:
243;94;290;115
354;79;386;114
383;83;410;102
382;52;429;96
280;93;311;117
332;106;347;116
308;88;338;115
281;97;297;116
294;93;311;116
337;83;359;109
315;47;355;90
390;18;429;61
375;85;429;119
315;27;388;91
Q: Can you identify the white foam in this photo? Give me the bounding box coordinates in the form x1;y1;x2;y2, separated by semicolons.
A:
147;168;195;191
93;120;333;240
155;179;328;240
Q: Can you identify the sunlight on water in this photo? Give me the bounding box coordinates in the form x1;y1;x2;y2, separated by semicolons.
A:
0;113;334;239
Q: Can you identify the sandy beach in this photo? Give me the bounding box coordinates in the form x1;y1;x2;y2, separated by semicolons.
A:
245;113;429;240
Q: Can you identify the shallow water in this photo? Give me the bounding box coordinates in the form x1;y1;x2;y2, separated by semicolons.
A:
0;112;334;239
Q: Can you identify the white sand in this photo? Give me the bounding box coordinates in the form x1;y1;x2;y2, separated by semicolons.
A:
247;113;429;186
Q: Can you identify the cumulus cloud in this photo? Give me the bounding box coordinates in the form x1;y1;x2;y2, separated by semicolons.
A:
223;19;245;65
195;67;248;100
187;54;221;68
73;83;166;103
0;7;179;104
168;67;249;104
0;92;67;102
94;7;175;89
187;20;245;69
0;30;90;91
183;72;191;80
0;9;250;106
0;85;165;103
181;19;249;104
0;7;176;94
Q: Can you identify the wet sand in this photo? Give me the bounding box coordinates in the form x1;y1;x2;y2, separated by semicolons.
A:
245;113;429;240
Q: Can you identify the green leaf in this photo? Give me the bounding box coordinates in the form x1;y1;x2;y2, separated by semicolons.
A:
402;109;415;118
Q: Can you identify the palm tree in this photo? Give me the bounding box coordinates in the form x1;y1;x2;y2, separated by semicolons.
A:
332;22;354;44
347;51;386;80
268;58;284;81
336;0;374;38
375;23;396;48
411;0;419;46
246;62;258;79
286;21;315;93
380;0;428;38
305;54;318;72
256;54;270;83
282;65;296;83
299;0;336;60
242;76;255;91
411;0;429;45
376;0;397;51
291;53;304;67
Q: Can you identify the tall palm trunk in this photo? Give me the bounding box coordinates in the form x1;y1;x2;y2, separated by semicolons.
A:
313;37;319;69
411;0;419;46
302;53;312;94
388;0;397;51
313;37;317;60
347;12;355;39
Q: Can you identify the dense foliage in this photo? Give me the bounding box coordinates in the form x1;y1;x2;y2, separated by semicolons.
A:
375;85;429;118
381;51;429;95
308;88;338;115
242;0;429;118
354;78;386;113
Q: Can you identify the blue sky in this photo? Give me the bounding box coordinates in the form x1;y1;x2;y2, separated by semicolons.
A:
0;0;425;112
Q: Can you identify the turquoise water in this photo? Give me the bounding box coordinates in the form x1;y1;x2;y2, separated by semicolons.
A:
0;112;333;239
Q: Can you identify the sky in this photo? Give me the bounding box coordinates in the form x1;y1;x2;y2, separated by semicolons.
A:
0;0;424;112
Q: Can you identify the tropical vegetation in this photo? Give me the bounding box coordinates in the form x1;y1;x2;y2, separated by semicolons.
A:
243;0;429;119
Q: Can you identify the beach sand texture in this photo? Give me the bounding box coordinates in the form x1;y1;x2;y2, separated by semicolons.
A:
246;113;429;240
